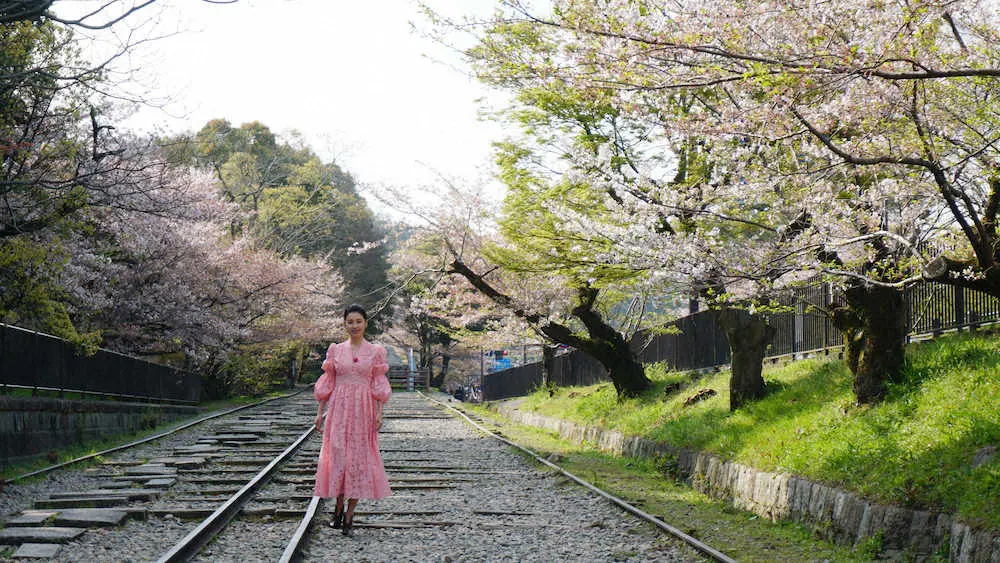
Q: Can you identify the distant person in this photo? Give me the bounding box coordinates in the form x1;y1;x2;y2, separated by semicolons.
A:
453;386;465;401
314;304;392;536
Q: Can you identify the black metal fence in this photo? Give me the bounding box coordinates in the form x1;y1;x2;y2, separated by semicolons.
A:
906;282;1000;334
483;363;542;400
387;365;430;390
0;323;200;404
480;282;1000;401
482;350;610;400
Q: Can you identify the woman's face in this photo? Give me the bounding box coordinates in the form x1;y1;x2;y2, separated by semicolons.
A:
345;311;367;339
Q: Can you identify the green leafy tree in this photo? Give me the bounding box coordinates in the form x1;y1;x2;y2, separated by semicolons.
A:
0;18;183;343
0;235;100;349
434;0;980;405
178;120;391;311
379;172;654;397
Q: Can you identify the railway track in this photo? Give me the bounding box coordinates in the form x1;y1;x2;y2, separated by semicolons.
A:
1;391;734;562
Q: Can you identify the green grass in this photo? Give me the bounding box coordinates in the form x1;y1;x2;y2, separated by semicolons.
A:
515;330;1000;529
462;403;872;562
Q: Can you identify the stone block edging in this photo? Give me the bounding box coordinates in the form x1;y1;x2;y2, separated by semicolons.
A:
495;404;1000;562
1;396;199;467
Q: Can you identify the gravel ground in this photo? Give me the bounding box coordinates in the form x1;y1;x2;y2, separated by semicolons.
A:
1;394;318;562
301;393;704;562
2;392;707;562
1;394;307;521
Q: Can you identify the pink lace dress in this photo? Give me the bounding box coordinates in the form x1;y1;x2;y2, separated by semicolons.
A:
314;339;392;500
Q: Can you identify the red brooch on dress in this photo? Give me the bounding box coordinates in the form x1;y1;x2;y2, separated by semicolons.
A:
353;357;358;363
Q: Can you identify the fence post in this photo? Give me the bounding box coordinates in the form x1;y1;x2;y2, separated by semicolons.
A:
0;323;5;395
794;300;804;358
823;297;830;353
955;285;966;329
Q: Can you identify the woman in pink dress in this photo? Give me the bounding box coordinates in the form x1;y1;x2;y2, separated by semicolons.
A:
313;304;392;536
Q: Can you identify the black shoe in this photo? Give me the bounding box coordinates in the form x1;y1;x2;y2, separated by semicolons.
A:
332;508;344;529
342;514;354;536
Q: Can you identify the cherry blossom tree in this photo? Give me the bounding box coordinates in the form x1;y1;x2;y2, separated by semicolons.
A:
0;16;199;342
436;0;1000;404
384;258;486;389
0;0;355;397
58;164;344;394
1;0;244;240
174;119;391;310
484;87;792;408
375;185;519;388
373;176;659;397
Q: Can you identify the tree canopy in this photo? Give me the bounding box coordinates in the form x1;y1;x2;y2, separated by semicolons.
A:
0;14;375;396
413;0;1000;404
175;119;391;312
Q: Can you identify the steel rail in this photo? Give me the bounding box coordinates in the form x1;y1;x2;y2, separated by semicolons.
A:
419;391;738;563
6;388;309;485
155;424;316;563
278;495;323;563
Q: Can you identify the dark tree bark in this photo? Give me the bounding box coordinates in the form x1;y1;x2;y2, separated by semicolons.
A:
913;172;1000;298
541;344;555;387
922;253;1000;297
1;1;55;24
421;335;434;384
430;354;450;388
566;284;651;397
441;354;449;375
685;211;809;410
714;306;774;410
447;259;651;397
830;283;908;404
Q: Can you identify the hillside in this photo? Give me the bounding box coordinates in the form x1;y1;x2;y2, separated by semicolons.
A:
514;330;1000;530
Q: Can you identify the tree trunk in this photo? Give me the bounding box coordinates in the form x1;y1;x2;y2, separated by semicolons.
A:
446;259;651;398
831;284;908;404
537;329;650;398
564;286;650;397
605;351;650;398
541;345;555;387
420;336;434;388
714;307;773;410
431;355;449;388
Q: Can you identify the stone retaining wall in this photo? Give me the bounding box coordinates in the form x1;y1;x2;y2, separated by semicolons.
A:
496;404;1000;562
1;396;199;468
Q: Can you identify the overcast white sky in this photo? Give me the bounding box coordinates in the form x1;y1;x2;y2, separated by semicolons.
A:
62;0;508;208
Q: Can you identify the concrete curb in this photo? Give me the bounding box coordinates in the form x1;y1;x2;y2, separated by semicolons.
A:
494;403;1000;562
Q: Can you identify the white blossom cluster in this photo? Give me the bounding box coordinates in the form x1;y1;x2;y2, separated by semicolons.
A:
461;0;1000;302
55;166;343;364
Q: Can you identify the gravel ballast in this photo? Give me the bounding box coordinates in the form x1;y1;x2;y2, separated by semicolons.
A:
2;392;706;562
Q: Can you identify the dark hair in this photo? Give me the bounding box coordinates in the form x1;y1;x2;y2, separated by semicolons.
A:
343;303;368;321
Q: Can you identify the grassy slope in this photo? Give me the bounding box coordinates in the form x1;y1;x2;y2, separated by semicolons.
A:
464;404;874;562
515;330;1000;530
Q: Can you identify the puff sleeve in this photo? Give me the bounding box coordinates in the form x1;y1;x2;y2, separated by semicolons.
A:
315;343;336;402
370;344;391;403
